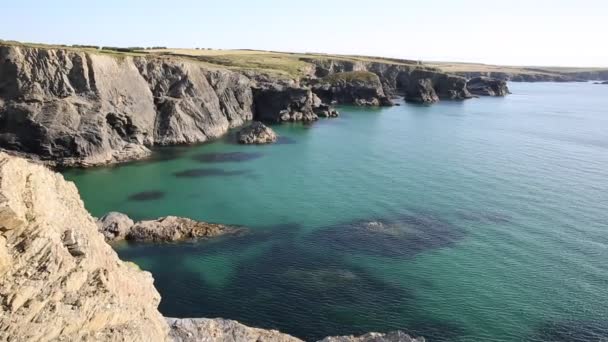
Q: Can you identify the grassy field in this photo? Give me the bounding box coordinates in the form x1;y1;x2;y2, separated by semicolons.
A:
1;40;605;78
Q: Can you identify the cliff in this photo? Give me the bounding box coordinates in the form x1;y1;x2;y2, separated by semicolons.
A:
0;43;483;167
0;152;425;341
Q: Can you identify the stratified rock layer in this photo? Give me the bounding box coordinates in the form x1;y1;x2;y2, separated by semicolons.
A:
0;152;168;341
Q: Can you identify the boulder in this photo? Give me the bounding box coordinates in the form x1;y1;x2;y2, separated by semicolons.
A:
237;121;278;144
97;211;135;241
467;77;510;96
319;331;425;342
167;318;302;342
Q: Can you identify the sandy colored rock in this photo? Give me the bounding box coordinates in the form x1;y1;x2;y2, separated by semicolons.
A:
0;152;168;341
97;211;135;241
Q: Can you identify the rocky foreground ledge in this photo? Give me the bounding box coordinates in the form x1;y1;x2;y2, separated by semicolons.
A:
0;152;423;341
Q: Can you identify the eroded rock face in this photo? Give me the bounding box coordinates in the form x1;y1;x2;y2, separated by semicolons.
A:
253;84;318;122
238;121;278;144
398;70;472;103
467;77;510;96
0;45;254;167
0;152;168;341
311;71;393;106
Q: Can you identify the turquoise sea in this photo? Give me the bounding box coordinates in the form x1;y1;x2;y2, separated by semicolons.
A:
64;82;608;341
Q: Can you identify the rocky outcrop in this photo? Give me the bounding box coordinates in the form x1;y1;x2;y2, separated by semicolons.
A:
467;77;510;96
319;331;425;342
237;121;278;144
167;318;425;342
311;71;393;106
398;70;472;103
97;211;134;241
252;84;318;122
167;318;302;342
0;45;254;167
97;213;243;242
0;152;168;341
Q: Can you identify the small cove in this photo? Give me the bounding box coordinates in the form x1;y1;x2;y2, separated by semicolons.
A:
64;82;608;341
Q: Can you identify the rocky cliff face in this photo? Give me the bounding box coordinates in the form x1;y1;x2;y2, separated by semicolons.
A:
311;71;393;106
0;152;425;341
0;45;254;167
467;77;510;96
0;152;169;341
0;44;475;167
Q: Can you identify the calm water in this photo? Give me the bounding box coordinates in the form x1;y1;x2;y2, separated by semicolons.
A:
64;82;608;341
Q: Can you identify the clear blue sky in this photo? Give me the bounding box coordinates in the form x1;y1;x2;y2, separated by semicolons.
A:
2;0;607;67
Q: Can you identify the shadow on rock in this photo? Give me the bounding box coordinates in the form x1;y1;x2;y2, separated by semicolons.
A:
173;168;251;178
192;152;264;163
309;213;466;258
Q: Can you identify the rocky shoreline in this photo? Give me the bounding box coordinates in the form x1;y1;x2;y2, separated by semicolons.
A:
0;43;509;168
0;152;424;341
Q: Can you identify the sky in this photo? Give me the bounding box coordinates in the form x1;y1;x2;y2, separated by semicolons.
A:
2;0;607;67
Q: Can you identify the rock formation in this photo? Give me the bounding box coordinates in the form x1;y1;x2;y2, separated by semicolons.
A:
466;77;510;96
0;43;478;167
252;84;318;122
167;318;302;342
319;331;425;342
97;212;243;242
311;71;393;106
0;152;168;341
237;121;278;144
0;152;425;341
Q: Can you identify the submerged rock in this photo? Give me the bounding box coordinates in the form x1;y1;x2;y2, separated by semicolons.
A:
238;121;278;144
467;77;510;96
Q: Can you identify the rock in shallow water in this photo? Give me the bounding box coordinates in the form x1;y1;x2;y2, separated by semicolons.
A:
97;211;135;241
238;121;278;144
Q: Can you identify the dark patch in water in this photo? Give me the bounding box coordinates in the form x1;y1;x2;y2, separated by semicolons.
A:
127;190;165;201
276;136;297;145
192;152;263;163
173;168;251;178
456;210;513;224
527;320;608;342
116;222;467;341
148;146;190;162
309;213;466;258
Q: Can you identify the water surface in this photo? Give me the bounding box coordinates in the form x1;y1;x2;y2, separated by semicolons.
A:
64;82;608;341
